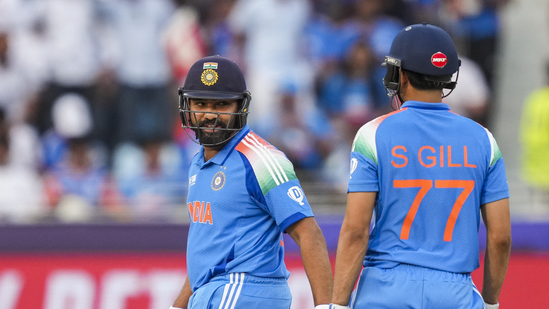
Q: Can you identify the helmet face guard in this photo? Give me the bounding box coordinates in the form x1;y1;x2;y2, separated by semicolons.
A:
383;56;402;98
382;56;404;109
177;55;252;148
178;87;251;147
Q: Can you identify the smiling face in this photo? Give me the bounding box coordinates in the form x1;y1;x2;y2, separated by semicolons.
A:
188;98;239;148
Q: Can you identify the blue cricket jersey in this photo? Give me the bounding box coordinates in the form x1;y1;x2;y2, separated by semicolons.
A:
186;125;314;291
348;101;509;273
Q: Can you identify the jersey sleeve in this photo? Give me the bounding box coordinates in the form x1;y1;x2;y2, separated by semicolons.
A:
348;121;380;192
481;129;510;204
236;132;313;232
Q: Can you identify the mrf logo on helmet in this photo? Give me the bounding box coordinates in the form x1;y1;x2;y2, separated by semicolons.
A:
383;23;461;96
431;52;448;68
178;55;252;147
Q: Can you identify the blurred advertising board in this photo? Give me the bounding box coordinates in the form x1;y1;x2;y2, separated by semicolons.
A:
0;221;548;308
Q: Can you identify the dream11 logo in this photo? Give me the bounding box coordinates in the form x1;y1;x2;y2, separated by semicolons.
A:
287;186;305;205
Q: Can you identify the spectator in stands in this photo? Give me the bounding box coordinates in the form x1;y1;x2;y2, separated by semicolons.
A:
202;0;240;60
0;23;44;171
0;25;33;124
42;93;119;222
316;41;384;191
519;63;549;216
438;0;510;128
0;108;45;223
440;0;509;88
32;0;109;136
226;0;313;128
333;0;404;107
257;82;336;170
100;0;176;145
442;55;490;125
162;0;207;86
318;41;380;128
111;139;188;221
304;0;346;88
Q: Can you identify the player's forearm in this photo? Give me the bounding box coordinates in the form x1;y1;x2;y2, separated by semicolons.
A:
331;225;369;306
287;218;333;305
482;233;511;304
298;223;333;305
172;277;192;308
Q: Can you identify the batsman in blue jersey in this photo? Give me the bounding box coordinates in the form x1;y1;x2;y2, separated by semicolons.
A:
330;24;511;309
169;56;333;309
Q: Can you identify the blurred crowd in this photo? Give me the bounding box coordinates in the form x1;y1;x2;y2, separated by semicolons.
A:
0;0;509;223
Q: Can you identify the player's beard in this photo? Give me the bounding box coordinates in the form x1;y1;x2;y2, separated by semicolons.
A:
195;118;236;149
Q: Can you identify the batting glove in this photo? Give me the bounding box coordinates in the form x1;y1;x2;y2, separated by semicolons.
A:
330;305;351;309
315;305;330;309
485;303;499;309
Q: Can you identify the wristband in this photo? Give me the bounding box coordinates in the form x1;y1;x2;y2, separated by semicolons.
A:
330;305;350;309
315;305;330;309
485;303;499;309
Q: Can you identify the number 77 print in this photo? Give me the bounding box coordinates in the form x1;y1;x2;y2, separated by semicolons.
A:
394;179;475;242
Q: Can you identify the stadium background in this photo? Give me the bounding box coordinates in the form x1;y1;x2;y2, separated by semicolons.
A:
0;0;548;308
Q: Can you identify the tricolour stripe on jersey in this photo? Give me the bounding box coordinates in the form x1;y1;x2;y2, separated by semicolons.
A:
241;137;283;185
236;132;297;195
247;134;289;183
352;109;407;164
484;128;503;167
218;273;245;309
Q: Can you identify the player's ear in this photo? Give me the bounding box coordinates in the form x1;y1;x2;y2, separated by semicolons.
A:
400;70;409;86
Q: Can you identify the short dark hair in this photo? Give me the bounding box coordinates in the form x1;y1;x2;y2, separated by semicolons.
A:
404;69;452;91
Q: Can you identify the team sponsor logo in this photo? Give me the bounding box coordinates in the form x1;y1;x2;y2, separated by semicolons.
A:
287;186;305;205
211;171;226;191
431;52;447;68
189;174;197;187
350;158;358;177
201;69;218;86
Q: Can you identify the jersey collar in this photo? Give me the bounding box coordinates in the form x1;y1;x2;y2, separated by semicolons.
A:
197;124;251;166
401;101;450;110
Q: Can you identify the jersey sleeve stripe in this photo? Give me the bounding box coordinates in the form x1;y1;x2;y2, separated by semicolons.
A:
352;108;407;164
240;138;282;185
484;128;503;166
352;122;379;164
247;132;297;182
247;133;290;182
236;132;297;195
244;135;286;184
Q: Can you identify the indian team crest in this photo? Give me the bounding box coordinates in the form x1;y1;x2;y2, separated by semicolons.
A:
211;171;226;191
201;69;218;86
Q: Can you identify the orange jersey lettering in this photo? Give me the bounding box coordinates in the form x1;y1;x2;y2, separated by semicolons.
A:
391;146;408;168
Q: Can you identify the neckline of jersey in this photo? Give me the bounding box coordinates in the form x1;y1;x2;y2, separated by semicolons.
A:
197;124;251;166
401;101;450;110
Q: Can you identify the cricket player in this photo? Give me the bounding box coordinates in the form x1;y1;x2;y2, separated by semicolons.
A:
170;55;332;309
330;23;511;309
